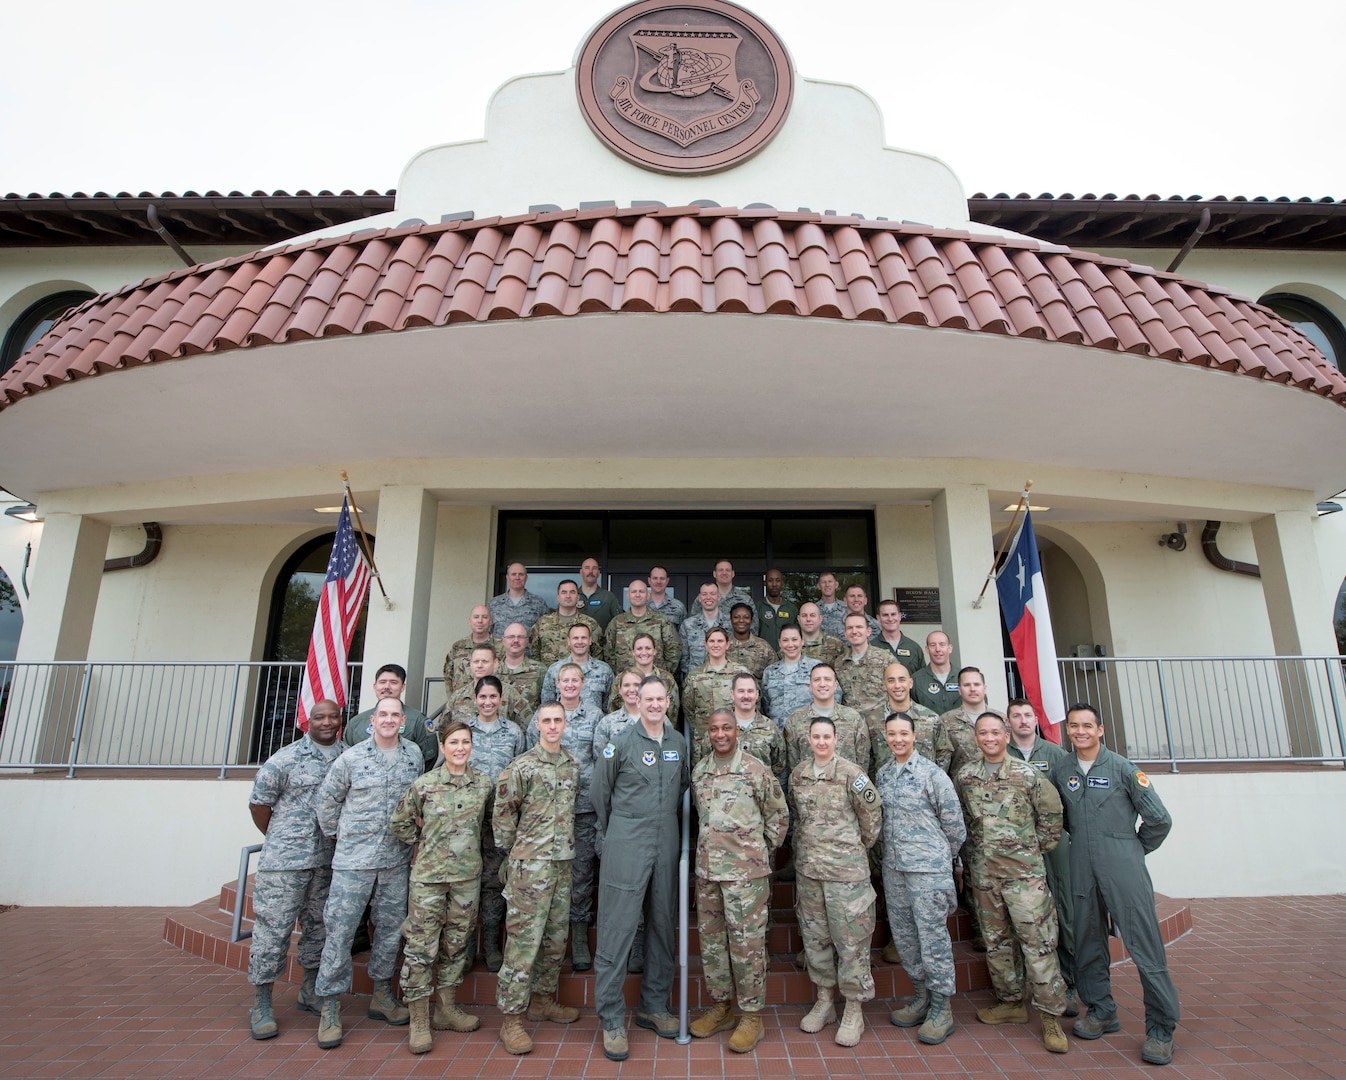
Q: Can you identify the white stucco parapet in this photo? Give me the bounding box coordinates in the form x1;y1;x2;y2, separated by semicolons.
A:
394;70;973;230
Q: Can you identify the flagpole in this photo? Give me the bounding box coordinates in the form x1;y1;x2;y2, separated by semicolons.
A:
340;471;393;610
972;480;1032;609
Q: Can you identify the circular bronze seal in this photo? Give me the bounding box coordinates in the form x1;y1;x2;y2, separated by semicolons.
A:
575;0;795;175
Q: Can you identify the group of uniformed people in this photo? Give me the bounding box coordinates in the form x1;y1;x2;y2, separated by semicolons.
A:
244;561;1180;1067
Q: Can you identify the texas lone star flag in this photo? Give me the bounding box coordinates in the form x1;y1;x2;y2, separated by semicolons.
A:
296;497;371;732
995;508;1066;744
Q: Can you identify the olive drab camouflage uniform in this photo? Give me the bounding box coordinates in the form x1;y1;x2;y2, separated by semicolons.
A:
759;656;821;730
834;646;890;728
443;637;502;696
467;716;527;936
529;611;603;667
493;744;580;1015
603;609;682;676
445;679;531;730
389;765;494;1001
1049;746;1180;1041
783;703;871;777
936;706;995;777
488;591;550;637
606;667;680;725
247;734;342;986
498;659;547;716
525;701;602;927
692;747;789;1011
1009;735;1075;985
682;661;751;766
726;635;777;681
694;713;785;777
788;754;882;1001
876;751;966;996
541;655;613;714
955;756;1068;1015
800;633;845;668
313;737;422;998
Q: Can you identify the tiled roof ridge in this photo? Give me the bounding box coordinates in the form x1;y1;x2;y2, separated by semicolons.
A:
3;204;1340;412
969;192;1343;205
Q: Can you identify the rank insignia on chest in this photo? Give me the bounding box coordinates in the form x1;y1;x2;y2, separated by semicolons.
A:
662;750;680;761
1087;776;1110;788
1066;776;1081;792
642;750;657;766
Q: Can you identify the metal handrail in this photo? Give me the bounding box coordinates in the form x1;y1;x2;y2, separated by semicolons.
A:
676;787;691;1044
231;843;263;943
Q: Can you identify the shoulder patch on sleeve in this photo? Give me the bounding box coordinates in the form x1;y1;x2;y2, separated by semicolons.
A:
852;774;870;792
1135;770;1150;787
602;743;616;758
862;787;877;804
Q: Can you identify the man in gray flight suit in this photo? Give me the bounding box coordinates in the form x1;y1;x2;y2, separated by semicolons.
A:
590;674;690;1061
1048;703;1179;1068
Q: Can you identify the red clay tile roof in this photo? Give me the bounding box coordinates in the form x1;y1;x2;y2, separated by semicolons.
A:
3;205;1341;411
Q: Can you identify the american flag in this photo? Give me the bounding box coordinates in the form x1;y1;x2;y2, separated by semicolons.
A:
296;497;371;731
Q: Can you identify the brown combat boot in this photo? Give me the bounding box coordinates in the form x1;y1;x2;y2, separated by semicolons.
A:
835;1000;865;1047
729;1010;765;1053
407;998;432;1055
527;992;579;1024
368;980;409;1025
432;985;480;1032
690;998;735;1038
499;1013;533;1054
976;1000;1028;1025
1042;1012;1068;1054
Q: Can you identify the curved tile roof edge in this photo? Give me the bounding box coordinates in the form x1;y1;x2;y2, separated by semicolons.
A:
2;204;1341;412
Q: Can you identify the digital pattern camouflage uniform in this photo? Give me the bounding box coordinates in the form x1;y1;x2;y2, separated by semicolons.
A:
347;705;438;770
467;716;527;934
445;679;531;730
314;737;423;997
493;744;580;1014
692;747;789;1010
1009;735;1075;984
800;632;845;669
834;646;891;729
648;595;687;629
788;754;882;1000
682;661;751;766
498;659;547;716
727;635;777;681
783;704;871;777
525;701;602;926
876;751;966;996
541;655;613;713
759;656;821;730
936;706;996;777
529;611;603;666
603;610;682;675
247;734;342;985
488;591;550;637
592;707;644;759
694;713;785;777
755;599;799;651
443;637;503;695
872;633;925;676
389;764;494;1001
868;700;940;775
606;667;680;725
678;607;735;677
721;588;759;634
955;756;1068;1015
818;600;849;639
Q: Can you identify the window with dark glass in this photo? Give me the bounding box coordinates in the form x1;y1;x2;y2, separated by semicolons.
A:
1;290;96;375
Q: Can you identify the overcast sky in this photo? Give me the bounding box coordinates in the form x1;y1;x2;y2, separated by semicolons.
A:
3;0;1342;201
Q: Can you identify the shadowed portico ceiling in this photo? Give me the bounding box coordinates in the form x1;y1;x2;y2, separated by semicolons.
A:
2;204;1341;413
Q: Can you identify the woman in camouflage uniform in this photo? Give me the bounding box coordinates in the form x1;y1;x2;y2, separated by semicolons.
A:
389;721;494;1053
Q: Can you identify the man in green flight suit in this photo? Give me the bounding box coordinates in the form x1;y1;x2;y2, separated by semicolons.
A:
590;674;690;1061
1048;703;1180;1068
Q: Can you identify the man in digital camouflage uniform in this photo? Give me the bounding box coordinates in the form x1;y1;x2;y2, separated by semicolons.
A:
530;579;603;666
604;578;681;675
540;622;613;713
346;663;437;770
688;710;789;1053
797;602;845;667
497;622;546;716
245;698;343;1040
494;702;582;1054
443;606;500;696
313;697;423;1049
956;712;1070;1054
646;565;686;629
488;563;550;637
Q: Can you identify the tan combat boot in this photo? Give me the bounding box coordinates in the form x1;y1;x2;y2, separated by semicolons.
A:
249;984;278;1040
407;998;432;1055
729;1010;765;1053
368;980;410;1025
316;996;343;1050
432;986;480;1032
890;981;929;1027
976;1000;1028;1025
799;987;837;1033
1041;1012;1068;1054
527;993;580;1024
917;991;954;1045
499;1013;533;1055
690;999;735;1038
835;1000;865;1046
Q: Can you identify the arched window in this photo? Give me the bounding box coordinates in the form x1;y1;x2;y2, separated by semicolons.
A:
1262;293;1346;372
1;290;96;375
251;533;372;760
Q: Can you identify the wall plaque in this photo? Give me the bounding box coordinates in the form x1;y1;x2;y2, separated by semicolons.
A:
894;587;942;624
575;0;795;174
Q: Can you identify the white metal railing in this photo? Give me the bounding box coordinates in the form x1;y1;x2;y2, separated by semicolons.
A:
2;656;1343;775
